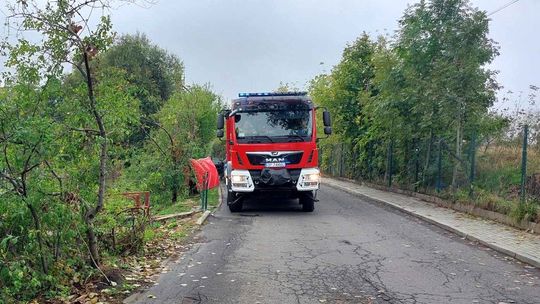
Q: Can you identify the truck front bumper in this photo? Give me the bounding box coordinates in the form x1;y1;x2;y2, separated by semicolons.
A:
228;168;320;192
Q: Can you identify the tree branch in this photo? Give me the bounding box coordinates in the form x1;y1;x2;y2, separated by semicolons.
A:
44;159;63;192
69;127;101;135
0;171;21;194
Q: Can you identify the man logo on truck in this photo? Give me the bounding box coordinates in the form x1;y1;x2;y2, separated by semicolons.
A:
216;92;332;212
265;157;285;163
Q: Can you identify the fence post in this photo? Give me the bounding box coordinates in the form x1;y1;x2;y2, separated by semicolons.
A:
328;145;336;176
340;142;345;177
469;132;476;198
414;145;420;192
334;144;339;176
206;173;210;210
367;142;373;181
200;172;209;211
520;125;529;204
387;139;393;187
352;148;358;180
436;139;442;193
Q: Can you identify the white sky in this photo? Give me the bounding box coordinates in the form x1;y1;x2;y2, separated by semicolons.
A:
2;0;539;105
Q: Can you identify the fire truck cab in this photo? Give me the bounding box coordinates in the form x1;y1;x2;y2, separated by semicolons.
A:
217;92;332;212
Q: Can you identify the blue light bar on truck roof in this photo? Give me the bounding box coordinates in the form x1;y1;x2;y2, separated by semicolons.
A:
238;92;307;97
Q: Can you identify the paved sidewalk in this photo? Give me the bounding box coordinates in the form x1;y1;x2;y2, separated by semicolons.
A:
323;177;540;268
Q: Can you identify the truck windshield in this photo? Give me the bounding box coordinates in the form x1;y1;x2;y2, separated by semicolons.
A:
235;110;312;143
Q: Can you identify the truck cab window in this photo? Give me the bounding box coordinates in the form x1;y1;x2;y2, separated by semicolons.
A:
235;110;312;143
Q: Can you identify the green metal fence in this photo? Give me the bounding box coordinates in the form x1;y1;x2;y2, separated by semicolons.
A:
200;172;209;211
321;125;535;204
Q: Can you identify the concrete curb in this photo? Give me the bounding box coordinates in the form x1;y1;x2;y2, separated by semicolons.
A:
194;186;224;225
196;210;212;225
324;180;540;268
334;177;540;234
152;210;198;222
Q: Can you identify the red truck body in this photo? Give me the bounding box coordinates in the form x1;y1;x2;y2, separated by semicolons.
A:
217;92;331;212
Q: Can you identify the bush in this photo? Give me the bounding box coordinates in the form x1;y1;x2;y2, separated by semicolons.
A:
511;201;539;223
96;195;150;255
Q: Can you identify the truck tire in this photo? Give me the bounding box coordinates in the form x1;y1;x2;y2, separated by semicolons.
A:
300;191;315;212
227;190;243;213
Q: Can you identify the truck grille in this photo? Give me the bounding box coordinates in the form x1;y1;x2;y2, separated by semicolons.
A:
246;151;303;166
249;169;302;190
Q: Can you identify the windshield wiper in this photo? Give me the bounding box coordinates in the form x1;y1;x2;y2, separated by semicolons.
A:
285;134;305;142
245;135;274;143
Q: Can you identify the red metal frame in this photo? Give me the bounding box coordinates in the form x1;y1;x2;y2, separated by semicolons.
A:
122;191;150;216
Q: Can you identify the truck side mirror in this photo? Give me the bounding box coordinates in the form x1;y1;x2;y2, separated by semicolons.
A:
324;126;332;135
216;129;224;138
323;111;331;127
217;113;225;130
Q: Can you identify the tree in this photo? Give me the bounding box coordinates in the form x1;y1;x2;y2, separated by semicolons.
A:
101;33;185;144
308;34;384;177
274;81;300;93
122;85;220;204
396;0;499;188
2;0;137;267
0;75;61;277
309;1;499;188
330;33;379;142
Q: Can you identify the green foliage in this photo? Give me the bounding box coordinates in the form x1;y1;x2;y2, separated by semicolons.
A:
206;188;220;208
0;66;139;303
210;139;226;160
0;1;205;302
311;33;379;142
511;201;538;223
311;0;501;189
314;1;537;226
95;195;150;255
274;81;300;93
119;85;221;205
153;202;192;216
101;33;185;144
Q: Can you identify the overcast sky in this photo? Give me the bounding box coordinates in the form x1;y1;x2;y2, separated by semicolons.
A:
2;0;539;106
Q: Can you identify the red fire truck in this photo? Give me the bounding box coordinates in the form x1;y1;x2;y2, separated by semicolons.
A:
216;92;332;212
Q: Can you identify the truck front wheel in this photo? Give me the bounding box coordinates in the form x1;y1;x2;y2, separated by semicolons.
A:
300;191;315;212
227;190;243;213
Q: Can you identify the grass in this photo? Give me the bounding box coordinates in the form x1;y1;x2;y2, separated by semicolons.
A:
152;198;198;215
373;143;540;223
465;144;540;222
476;144;540;198
206;188;220;208
511;200;539;223
151;187;220;216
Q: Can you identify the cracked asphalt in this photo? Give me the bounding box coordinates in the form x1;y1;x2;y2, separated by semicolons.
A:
126;185;540;304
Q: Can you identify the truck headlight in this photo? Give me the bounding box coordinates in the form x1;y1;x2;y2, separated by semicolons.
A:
230;170;254;192
304;172;320;182
297;168;320;191
231;175;248;183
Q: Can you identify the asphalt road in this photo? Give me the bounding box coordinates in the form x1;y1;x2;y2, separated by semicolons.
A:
126;185;540;304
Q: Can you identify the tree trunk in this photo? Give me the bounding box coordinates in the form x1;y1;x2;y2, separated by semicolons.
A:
452;113;463;189
82;51;107;266
422;130;434;185
26;202;48;274
54;230;61;261
171;154;180;203
84;221;100;266
172;181;179;203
